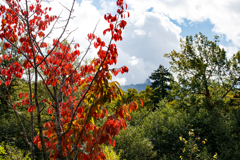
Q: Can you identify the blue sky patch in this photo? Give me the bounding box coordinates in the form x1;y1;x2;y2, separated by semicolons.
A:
170;18;231;47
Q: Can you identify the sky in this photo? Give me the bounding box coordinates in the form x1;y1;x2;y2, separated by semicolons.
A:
42;0;240;85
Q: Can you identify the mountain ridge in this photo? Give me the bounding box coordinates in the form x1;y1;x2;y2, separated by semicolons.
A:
121;78;151;91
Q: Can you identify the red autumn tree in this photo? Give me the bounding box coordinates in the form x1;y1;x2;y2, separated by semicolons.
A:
0;0;141;159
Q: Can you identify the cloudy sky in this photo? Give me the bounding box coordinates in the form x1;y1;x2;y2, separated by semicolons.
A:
44;0;240;85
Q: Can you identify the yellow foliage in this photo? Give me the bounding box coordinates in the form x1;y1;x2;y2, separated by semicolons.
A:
101;145;122;160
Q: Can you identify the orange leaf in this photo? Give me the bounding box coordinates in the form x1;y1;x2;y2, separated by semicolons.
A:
140;98;143;107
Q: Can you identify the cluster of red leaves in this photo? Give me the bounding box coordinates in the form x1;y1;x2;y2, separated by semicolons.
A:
0;60;23;86
0;0;56;87
17;92;36;112
0;0;140;159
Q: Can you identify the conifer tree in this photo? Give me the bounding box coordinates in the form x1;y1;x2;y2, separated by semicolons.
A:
149;65;172;105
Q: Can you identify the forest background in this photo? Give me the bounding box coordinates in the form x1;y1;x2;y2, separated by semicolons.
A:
1;0;240;160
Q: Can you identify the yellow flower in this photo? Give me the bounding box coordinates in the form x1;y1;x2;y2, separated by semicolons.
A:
188;130;195;136
213;152;217;159
202;141;206;144
183;148;186;153
179;136;183;141
180;156;183;160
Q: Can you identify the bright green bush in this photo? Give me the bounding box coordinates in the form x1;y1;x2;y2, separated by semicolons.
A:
114;125;157;160
0;141;30;160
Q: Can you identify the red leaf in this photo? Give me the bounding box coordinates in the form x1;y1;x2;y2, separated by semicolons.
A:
101;41;105;47
121;66;128;74
87;33;95;40
38;31;45;38
48;107;53;114
110;23;114;30
24;93;28;98
19;92;22;98
94;42;98;49
97;37;101;43
103;28;110;35
40;42;47;48
140;98;144;107
110;139;116;147
74;43;80;49
119;20;127;29
28;106;35;113
3;43;11;50
5;80;11;86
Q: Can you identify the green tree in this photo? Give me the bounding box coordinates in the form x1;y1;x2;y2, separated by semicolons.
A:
0;41;32;155
149;65;172;106
164;33;240;110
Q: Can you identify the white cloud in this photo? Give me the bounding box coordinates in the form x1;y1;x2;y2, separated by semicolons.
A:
128;56;139;66
126;0;240;48
219;44;239;59
112;77;127;86
134;30;146;36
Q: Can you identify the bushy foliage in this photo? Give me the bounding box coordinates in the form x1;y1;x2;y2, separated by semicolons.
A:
112;87;240;159
0;141;30;160
142;101;187;159
114;125;156;160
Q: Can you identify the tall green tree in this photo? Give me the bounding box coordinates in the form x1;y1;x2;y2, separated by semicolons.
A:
0;41;29;152
149;65;172;105
164;33;240;110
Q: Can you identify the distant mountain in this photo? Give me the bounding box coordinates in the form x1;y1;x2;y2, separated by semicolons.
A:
121;78;151;92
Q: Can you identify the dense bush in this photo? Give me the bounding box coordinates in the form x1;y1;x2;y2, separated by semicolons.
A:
114;125;157;160
142;102;187;159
